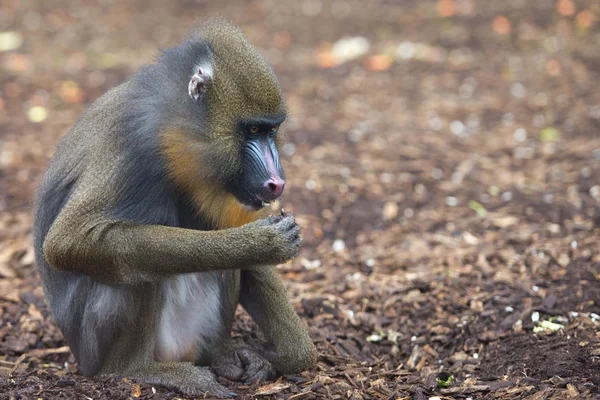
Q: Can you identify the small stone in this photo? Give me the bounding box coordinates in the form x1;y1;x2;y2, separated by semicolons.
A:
331;36;370;64
428;116;443;131
282;143;296;156
510;82;526;98
502;113;515;126
27;106;48;123
450;120;466;136
542;295;557;309
332;239;345;252
463;231;479;245
513;128;527;142
397;41;416;60
432;168;443;180
0;31;23;52
382;202;398;220
380;172;394;183
501;191;513;202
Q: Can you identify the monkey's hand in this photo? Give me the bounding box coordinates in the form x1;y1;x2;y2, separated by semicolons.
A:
243;212;302;266
212;347;276;384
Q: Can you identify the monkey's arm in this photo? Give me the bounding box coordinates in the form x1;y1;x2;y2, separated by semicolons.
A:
43;201;299;284
239;267;317;375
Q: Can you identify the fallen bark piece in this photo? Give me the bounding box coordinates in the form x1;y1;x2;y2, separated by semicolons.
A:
440;384;491;394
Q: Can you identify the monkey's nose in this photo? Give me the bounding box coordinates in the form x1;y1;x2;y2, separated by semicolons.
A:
264;177;285;199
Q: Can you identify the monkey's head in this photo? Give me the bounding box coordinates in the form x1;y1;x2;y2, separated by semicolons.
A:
158;19;289;222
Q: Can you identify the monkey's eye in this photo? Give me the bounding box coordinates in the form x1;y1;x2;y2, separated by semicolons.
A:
270;125;279;133
249;126;259;134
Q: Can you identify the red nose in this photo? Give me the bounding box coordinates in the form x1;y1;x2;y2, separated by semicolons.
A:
264;176;285;200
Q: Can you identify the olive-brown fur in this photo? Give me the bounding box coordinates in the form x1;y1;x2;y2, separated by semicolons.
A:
33;18;316;398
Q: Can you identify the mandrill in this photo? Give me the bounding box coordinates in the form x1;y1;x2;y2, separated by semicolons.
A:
33;18;316;398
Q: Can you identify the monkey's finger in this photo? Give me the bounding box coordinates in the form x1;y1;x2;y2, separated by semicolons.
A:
264;215;278;224
268;214;284;224
294;235;303;248
207;384;238;398
241;364;276;385
212;363;245;381
275;215;296;232
286;225;301;238
235;347;260;366
211;350;246;381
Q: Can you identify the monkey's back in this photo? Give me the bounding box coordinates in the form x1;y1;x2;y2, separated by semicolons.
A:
32;83;151;375
34;83;132;279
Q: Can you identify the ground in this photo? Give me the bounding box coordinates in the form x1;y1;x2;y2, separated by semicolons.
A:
1;0;600;399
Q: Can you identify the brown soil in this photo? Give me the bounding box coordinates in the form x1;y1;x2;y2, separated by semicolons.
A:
1;0;600;399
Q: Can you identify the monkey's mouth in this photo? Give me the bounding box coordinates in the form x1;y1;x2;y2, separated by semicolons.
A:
238;194;275;211
235;194;267;211
232;185;282;211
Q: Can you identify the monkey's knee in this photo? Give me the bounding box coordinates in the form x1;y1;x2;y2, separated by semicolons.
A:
276;341;317;374
69;341;104;377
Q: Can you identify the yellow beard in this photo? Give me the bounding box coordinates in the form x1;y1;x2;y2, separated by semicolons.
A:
192;187;263;229
161;129;263;229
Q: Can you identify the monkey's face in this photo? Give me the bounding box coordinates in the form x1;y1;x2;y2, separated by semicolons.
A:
228;115;286;210
177;21;290;214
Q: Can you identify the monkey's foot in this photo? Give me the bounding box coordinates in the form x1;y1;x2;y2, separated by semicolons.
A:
129;362;237;398
212;347;276;384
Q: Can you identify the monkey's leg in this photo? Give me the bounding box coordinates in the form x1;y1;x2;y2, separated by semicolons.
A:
126;362;237;398
238;267;317;376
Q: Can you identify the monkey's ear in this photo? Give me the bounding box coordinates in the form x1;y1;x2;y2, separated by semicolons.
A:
188;67;210;101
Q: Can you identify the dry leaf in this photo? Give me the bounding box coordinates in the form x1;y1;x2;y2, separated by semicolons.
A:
131;383;142;398
273;30;292;49
382;201;399;220
0;31;23;52
365;54;392;72
60;81;84;104
493;16;511;35
255;381;290;396
557;0;575;17
0;246;18;278
546;59;561;76
490;215;519;228
316;43;336;68
27;304;43;320
576;10;596;29
437;0;456;17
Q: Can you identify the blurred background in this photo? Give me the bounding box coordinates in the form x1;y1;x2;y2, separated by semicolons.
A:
1;0;599;398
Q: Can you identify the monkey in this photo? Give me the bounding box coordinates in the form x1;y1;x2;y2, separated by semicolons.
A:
33;18;317;398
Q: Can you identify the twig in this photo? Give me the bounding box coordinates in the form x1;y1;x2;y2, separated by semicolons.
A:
440;385;491;395
10;346;71;374
287;392;314;400
343;371;358;388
